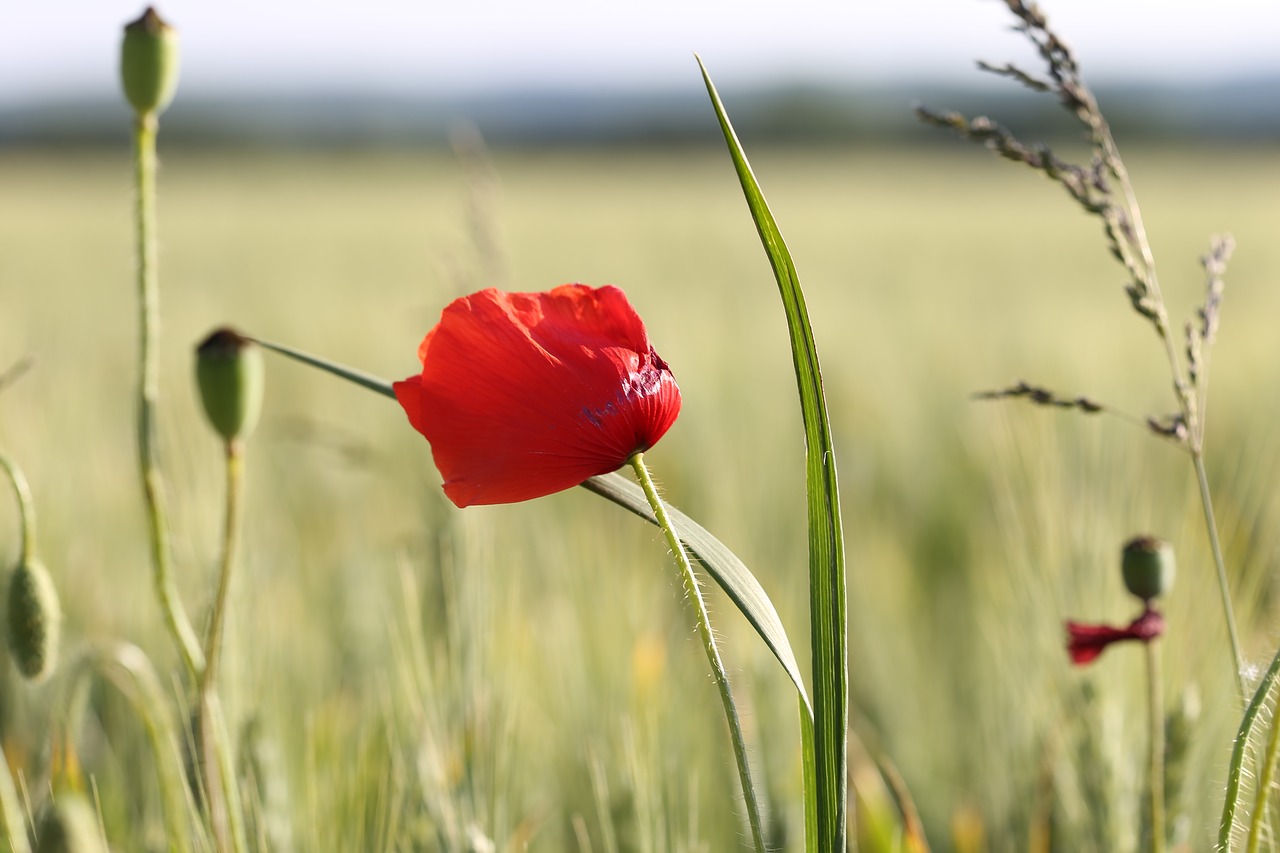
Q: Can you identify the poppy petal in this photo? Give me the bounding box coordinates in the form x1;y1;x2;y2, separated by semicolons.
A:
395;284;681;507
1064;609;1164;666
1065;621;1124;665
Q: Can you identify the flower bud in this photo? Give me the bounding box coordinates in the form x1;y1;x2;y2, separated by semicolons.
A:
1121;535;1175;602
6;558;61;682
196;328;265;448
121;7;180;118
35;793;107;853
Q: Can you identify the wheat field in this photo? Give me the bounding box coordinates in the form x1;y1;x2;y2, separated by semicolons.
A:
2;141;1280;849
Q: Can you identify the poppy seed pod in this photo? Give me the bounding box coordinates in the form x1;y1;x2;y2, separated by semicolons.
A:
34;793;107;853
196;328;265;448
1122;535;1175;602
6;558;61;682
121;7;180;118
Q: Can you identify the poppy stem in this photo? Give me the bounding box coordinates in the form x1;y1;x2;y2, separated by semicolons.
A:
1145;632;1166;853
628;452;767;853
0;451;36;567
201;443;244;698
196;442;250;853
132;113;205;682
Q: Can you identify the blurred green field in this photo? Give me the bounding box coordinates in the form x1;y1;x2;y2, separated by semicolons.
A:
3;141;1280;850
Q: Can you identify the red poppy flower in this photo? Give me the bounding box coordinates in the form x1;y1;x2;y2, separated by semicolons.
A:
393;284;682;508
1065;608;1164;666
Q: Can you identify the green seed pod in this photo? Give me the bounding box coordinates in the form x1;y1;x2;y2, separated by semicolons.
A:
34;793;107;853
6;558;61;682
196;327;265;448
121;7;180;118
1121;535;1175;602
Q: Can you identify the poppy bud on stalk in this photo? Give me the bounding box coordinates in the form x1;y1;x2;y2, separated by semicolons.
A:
196;328;265;449
120;7;180;119
6;558;61;682
1121;535;1175;602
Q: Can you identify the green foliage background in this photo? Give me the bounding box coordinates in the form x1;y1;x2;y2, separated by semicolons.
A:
2;143;1280;849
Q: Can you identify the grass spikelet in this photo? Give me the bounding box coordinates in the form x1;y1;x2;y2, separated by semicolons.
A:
920;0;1245;696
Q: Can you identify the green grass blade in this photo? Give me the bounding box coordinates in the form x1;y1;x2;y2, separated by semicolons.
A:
698;57;848;853
1220;641;1280;848
800;700;819;853
254;340;811;711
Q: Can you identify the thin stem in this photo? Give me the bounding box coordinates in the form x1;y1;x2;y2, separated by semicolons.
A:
132;113;205;681
1137;244;1245;703
197;443;246;852
0;452;36;566
1145;633;1166;853
628;453;766;853
201;444;244;694
1191;451;1245;700
1106;126;1245;700
202;693;249;853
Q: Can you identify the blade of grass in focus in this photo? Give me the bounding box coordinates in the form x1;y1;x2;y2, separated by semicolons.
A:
1220;641;1280;848
251;337;811;713
698;57;849;853
801;706;819;853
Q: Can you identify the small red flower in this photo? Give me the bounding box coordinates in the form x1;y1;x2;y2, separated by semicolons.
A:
1065;608;1164;666
394;284;682;508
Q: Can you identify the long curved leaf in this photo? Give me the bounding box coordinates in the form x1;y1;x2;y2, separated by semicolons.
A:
699;58;849;853
252;337;810;713
1220;641;1280;847
580;472;810;712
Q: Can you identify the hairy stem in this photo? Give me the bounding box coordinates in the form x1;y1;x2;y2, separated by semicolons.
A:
133;113;205;681
629;453;766;853
1219;640;1280;846
1245;702;1280;853
198;443;246;852
201;445;244;695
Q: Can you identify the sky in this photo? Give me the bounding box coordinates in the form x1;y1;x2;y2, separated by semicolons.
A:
3;1;1280;107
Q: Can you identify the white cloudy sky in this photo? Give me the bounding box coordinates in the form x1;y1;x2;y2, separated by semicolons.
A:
3;1;1279;106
